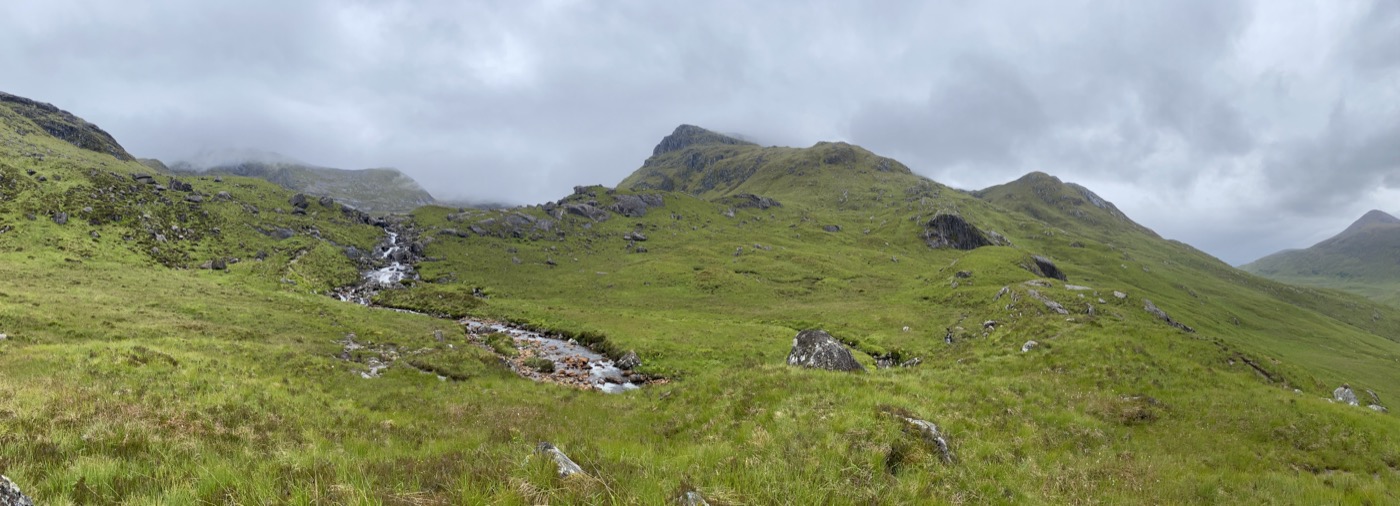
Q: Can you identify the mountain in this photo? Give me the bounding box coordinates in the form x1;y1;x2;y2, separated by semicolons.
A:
155;148;437;213
2;106;1400;504
1243;210;1400;305
0;91;133;161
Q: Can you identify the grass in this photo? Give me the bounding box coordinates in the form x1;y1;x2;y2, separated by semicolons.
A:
1;110;1399;503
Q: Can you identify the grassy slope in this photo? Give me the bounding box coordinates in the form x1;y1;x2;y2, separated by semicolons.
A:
171;161;438;214
0;112;1398;504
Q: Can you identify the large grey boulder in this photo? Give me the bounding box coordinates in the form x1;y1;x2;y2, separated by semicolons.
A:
536;442;584;478
1333;384;1360;406
786;330;865;372
289;193;309;209
564;203;611;222
609;194;665;217
1;475;34;506
1026;255;1067;281
922;213;993;250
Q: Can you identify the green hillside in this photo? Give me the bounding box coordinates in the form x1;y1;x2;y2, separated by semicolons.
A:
1243;210;1400;306
2;105;1399;504
160;157;437;214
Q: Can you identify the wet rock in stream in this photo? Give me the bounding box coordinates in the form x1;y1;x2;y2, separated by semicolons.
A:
463;319;655;393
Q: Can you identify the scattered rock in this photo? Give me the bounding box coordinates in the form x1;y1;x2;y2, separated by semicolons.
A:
1143;299;1195;332
822;224;842;232
1370;404;1389;413
52;212;68;225
0;475;34;506
1027;290;1068;315
786;329;865;372
536;442;585;478
289;193;309;209
319;196;334;207
624;231;648;242
1113;291;1127;300
1021;340;1039;352
1333;384;1360;406
215;191;232;200
954;270;972;279
922;213;993;250
725;193;782;209
184;194;204;203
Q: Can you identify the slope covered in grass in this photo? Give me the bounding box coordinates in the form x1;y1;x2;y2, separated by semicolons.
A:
2;101;1399;504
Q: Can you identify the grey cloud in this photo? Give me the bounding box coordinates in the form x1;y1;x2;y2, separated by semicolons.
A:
1;0;1398;264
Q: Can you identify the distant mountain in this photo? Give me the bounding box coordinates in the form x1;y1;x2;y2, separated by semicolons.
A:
974;171;1162;241
157;149;436;214
1243;210;1400;305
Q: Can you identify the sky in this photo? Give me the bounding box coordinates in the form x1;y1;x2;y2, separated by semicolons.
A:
1;1;1398;265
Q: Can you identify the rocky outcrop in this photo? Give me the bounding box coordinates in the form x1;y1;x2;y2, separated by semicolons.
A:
786;330;865;372
922;213;993;250
564;203;611;222
0;475;34;506
721;193;782;210
652;124;756;156
609;194;665;217
1024;255;1067;281
887;412;954;464
537;442;585;478
0;91;134;161
1144;299;1195;332
1027;290;1069;315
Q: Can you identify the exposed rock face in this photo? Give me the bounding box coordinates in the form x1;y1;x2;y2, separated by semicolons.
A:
0;475;34;506
0;91;134;160
1333;384;1360;406
609;194;665;217
536;442;585;478
1144;299;1195;332
786;329;865;372
564;203;611;222
724;193;782;210
922;214;993;250
652;124;756;156
1026;255;1067;281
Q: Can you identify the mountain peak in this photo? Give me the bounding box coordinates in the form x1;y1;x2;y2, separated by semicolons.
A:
1341;209;1400;236
652;124;756;156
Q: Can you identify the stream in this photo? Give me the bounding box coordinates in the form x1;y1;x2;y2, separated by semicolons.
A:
331;224;645;393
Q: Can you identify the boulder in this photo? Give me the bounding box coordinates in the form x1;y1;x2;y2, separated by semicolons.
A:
922;213;993;250
1333;384;1360;406
610;194;665;217
1021;340;1039;352
623;231;647;242
823;224;842;232
215;191;232;200
289;193;310;209
536;442;584;478
893;414;954;464
564;203;610;222
184;194;204;203
0;475;34;506
616;350;641;370
1026;255;1067;281
1144;299;1195;332
678;490;711;506
318;196;334;207
52;212;68;225
786;330;865;372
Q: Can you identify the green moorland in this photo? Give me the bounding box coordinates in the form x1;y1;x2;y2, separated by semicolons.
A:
1;105;1398;505
162;159;438;215
1243;210;1400;306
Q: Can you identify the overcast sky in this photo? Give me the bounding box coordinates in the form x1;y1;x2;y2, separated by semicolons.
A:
2;1;1398;264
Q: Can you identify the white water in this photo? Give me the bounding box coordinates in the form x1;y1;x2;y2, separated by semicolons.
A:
466;320;640;393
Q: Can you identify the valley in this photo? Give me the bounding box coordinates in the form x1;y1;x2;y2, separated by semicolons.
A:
1;98;1399;504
